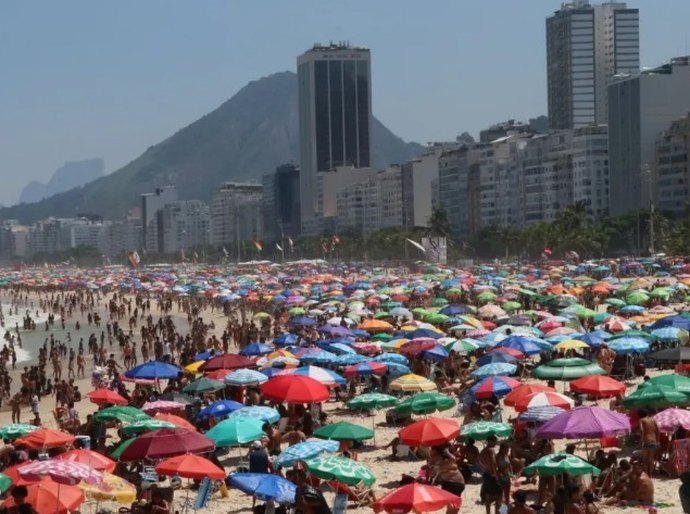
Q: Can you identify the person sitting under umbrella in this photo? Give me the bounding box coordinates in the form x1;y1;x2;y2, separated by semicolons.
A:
132;488;170;514
605;459;654;506
6;485;37;514
507;490;535;514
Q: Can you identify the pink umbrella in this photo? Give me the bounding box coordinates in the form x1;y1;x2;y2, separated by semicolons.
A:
655;408;690;433
399;338;437;355
19;459;103;485
141;400;185;413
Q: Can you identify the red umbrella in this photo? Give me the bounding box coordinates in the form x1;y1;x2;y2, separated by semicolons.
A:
2;462;33;485
261;375;329;404
399;339;437;356
570;375;626;397
119;428;215;462
4;478;84;514
514;391;574;413
15;429;75;450
399;418;460;446
154;413;197;431
503;384;555;407
205;369;234;380
55;449;116;472
155;454;225;480
86;388;128;406
491;347;525;359
199;354;253;372
373;482;461;514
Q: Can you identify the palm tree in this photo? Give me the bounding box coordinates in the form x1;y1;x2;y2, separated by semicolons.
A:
496;226;520;260
427;209;453;239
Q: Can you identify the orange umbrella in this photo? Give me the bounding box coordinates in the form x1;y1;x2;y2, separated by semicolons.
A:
86;388;128;406
15;429;75;450
155;454;225;480
4;478;84;514
154;413;196;431
358;319;394;333
570;376;626;397
399;418;460;446
55;449;116;472
503;384;555;407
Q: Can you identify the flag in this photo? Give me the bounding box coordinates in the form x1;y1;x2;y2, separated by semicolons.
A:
332;235;341;245
253;240;263;252
276;243;283;252
222;246;229;258
542;247;553;257
321;242;329;254
406;238;426;253
128;251;141;268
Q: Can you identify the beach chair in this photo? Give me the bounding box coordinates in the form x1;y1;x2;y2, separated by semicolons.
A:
326;479;374;508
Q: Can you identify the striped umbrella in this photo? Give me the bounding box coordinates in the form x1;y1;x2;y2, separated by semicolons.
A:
461;421;513;441
304;456;376;486
282;366;345;386
389;374;437;392
141;400;185;413
19;459;104;485
224;369;269;386
274;440;340;468
229;406;281;424
470;376;521;399
344;361;387;377
655;408;690;433
518;406;566;423
0;423;38;440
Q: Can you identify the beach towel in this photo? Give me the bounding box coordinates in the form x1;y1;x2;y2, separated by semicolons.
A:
669;438;690;477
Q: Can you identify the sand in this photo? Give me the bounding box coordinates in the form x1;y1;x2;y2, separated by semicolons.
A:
0;290;683;514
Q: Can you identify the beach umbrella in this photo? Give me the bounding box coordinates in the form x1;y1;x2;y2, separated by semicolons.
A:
94;405;150;423
346;393;399;411
470;376;520;399
570;375;625;397
518;406;566;423
124;361;181;380
55;449;116;473
373;483;461;514
642;374;690;395
86;388;128;406
650;315;690;331
514;392;574;413
119;428;215;461
359;319;394;333
649;347;690;363
399;418;460;446
110;438;135;460
239;342;274;356
206;416;265;447
197;400;245;419
504;384;555;407
460;421;512;441
399;339;437;356
374;353;409;365
524;453;601;477
622;384;688;409
229;406;281;424
122;419;177;436
494;336;548;356
261;375;330;403
19;460;103;485
470;363;517;379
314;421;374;442
304;456;376;486
533;358;606;380
0;474;10;493
344;361;388;377
154;413;196;431
0;423;38;440
654;408;690;433
156;454;225;480
536;406;630;439
285;366;345;386
274;440;340;468
182;377;225;394
224;369;269;386
476;352;519;366
274;333;299;346
608;337;650;355
394;392;455;416
3;479;84;514
573;333;605;348
199;354;254;372
141;400;185;413
184;361;205;374
15;429;76;450
299;350;338;365
227;472;297;504
554;340;590;352
389;374;437;392
79;473;136;505
159;391;194;405
651;327;689;344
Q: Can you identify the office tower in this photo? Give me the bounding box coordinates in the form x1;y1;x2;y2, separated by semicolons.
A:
608;57;690;215
210;182;263;250
160;200;211;254
546;1;639;129
140;185;178;252
655;113;690;218
297;43;372;233
262;163;301;243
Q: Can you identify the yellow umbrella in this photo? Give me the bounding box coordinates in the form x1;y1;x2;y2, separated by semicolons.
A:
79;472;136;504
266;350;295;360
554;340;590;351
184;360;205;374
389;374;438;392
253;312;272;320
389;338;410;350
459;316;483;329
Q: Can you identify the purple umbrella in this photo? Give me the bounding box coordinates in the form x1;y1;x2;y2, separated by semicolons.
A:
536;406;631;440
318;325;354;337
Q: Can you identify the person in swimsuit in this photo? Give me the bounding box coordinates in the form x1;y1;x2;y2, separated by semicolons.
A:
639;409;659;477
497;442;513;505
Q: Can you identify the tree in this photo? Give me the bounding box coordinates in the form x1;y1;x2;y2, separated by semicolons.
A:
427;209;452;239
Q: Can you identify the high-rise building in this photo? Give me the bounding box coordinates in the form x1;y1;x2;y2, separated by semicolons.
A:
141;185;178;253
262;163;301;243
210;183;263;250
297;43;372;233
401;148;443;228
160;200;210;254
546;1;639;129
608;57;690;215
655;113;690;218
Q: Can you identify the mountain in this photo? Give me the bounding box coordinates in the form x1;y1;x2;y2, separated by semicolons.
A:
1;71;423;223
19;158;104;204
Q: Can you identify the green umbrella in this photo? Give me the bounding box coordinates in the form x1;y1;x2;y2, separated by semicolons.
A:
477;291;497;304
604;298;626;308
502;301;522;312
314;421;374;442
622;384;689;409
533;358;606;380
524;453;601;477
0;423;38;440
394;392;456;416
650;287;672;298
346;393;398;411
371;333;393;342
288;307;306;316
609;330;655;341
121;419;177;436
110;437;135;460
519;288;538;297
0;473;11;493
205;416;265;447
561;304;597;318
445;339;480;354
304;455;376;486
460;421;513;441
425;313;450;325
641;374;690;395
432;298;449;307
411;308;431;319
626;291;649;305
182;377;225;394
94;405;150;423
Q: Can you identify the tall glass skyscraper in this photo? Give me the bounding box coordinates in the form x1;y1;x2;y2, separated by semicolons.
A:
297;43;372;233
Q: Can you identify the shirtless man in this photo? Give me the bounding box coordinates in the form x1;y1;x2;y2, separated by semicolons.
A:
51;350;62;380
76;350;85;378
508;491;536;514
263;424;282;456
596;344;615;374
479;435;502;514
639;409;659;477
616;460;654;504
282;422;307;446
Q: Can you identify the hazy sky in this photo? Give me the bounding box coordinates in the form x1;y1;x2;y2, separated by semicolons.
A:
2;1;690;206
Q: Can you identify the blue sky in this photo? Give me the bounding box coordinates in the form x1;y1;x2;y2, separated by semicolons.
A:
1;0;689;205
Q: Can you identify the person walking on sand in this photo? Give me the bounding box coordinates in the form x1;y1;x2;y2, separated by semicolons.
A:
639;409;660;477
479;435;502;514
76;349;85;378
10;390;23;423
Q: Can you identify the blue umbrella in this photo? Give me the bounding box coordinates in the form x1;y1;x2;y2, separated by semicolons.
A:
197;400;244;419
440;305;471;316
385;363;411;376
476;352;518;366
124;361;181;380
323;342;357;355
608;337;650;355
470;376;518;398
350;329;370;338
260;368;284;378
225;369;269;386
332;354;369;366
651;327;687;343
273;440;340;468
621;305;645;314
227;473;297;503
274;334;299;346
373;353;409;365
420;344;449;362
495;336;551;356
193;350;216;361
470;363;517;379
650;315;690;331
318;325;354;337
300;350;337;365
289;316;316;327
239;343;274;356
518;406;566;423
229;406;280;424
404;328;443;340
573;333;604;348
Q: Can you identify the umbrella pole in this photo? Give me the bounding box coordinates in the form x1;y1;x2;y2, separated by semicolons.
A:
371;410;376;446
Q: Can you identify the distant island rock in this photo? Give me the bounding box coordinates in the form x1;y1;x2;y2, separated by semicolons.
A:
19;158;105;204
